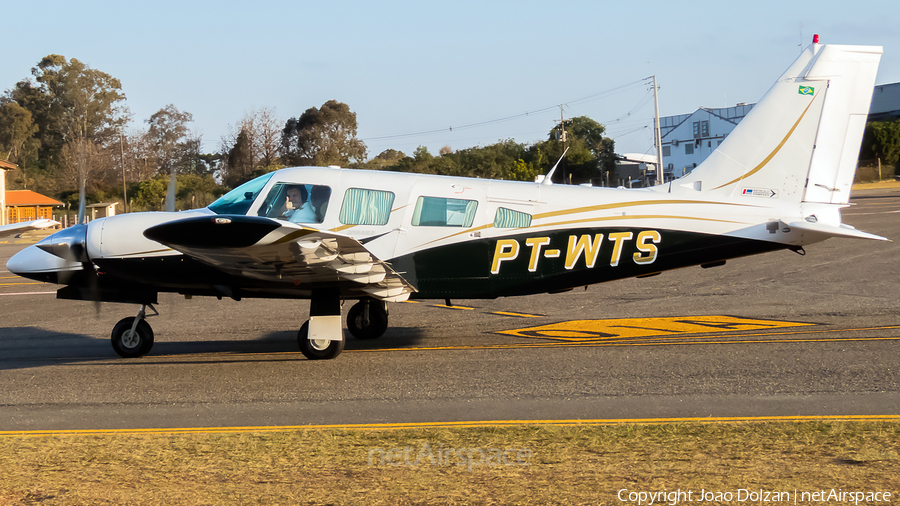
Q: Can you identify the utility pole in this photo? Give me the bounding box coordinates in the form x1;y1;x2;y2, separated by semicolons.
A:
652;75;664;186
555;105;568;143
554;105;571;184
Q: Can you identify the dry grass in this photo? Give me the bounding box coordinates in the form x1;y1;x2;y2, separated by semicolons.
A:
852;179;900;190
1;421;898;505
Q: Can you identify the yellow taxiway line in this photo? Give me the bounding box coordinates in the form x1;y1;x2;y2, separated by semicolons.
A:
124;324;899;362
351;325;900;353
490;311;545;318
2;415;899;438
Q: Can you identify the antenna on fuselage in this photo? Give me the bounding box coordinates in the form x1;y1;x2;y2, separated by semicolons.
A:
541;147;569;186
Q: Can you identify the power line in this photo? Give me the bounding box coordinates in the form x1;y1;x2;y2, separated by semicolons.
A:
360;78;649;143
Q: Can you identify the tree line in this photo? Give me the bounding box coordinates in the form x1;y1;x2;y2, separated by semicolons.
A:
4;54;894;214
860;119;900;175
0;55;620;213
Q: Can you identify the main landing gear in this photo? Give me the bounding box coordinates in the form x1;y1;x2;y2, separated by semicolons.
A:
297;294;389;360
347;298;388;340
111;304;158;358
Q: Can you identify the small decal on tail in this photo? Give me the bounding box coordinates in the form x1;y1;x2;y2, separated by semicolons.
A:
798;86;814;96
741;188;778;198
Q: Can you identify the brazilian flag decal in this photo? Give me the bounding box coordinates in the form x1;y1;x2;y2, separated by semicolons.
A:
799;86;814;96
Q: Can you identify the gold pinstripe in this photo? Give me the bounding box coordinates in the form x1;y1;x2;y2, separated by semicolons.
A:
270;229;316;245
526;214;747;231
712;90;821;190
417;200;755;249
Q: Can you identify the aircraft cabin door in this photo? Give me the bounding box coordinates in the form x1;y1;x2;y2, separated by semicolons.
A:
392;182;489;298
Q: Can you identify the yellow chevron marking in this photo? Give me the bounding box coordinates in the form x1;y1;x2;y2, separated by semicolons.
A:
498;315;813;341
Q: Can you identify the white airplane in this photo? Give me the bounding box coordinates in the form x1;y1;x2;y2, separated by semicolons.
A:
0;219;59;238
7;39;887;360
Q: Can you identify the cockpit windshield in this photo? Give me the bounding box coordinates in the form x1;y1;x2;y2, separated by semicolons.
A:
208;173;274;215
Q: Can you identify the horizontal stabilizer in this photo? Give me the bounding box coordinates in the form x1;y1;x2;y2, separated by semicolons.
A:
783;220;889;242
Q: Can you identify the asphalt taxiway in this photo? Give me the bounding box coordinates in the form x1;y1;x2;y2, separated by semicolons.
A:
1;187;898;430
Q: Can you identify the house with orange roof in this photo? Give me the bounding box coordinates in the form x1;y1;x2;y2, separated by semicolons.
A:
1;159;64;226
5;189;64;225
0;159;14;226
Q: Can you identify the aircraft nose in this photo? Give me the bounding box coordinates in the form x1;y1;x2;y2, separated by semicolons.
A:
7;237;83;284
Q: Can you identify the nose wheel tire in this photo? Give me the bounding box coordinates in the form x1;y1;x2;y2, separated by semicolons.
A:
297;320;345;360
347;300;388;340
111;317;154;358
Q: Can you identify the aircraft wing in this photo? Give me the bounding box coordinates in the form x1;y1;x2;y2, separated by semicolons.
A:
0;219;59;238
144;215;415;301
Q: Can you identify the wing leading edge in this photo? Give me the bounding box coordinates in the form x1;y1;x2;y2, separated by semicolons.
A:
144;215;416;301
0;219;59;238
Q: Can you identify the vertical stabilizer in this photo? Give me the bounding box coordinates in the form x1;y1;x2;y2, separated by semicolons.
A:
676;42;882;205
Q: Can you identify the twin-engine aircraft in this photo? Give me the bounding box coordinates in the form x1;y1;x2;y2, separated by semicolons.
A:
7;40;887;360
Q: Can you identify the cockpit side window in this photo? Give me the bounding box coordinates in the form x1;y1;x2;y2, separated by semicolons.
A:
260;183;332;224
208;173;274;215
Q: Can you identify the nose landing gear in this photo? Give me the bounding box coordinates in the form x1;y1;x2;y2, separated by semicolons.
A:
111;304;157;358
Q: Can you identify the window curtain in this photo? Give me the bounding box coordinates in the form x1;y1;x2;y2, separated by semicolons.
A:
493;207;532;228
339;188;395;225
462;200;478;227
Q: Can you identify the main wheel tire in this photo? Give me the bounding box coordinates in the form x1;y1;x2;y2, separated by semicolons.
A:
111;317;154;358
297;320;345;360
347;301;388;340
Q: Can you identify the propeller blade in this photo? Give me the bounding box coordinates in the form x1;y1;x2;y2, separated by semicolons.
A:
77;171;86;225
49;224;88;286
85;261;102;315
165;171;176;212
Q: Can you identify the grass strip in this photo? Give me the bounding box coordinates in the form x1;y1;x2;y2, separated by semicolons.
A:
1;421;898;505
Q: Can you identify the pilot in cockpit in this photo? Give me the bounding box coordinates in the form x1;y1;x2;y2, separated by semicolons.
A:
284;185;317;223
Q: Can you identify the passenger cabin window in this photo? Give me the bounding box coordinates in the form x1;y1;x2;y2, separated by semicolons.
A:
493;208;532;228
209;173;274;215
258;183;332;223
339;188;395;226
411;196;477;227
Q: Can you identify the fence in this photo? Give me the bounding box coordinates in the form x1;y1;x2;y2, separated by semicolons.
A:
855;159;898;183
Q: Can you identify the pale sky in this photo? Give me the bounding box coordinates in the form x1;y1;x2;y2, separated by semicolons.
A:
3;0;898;160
